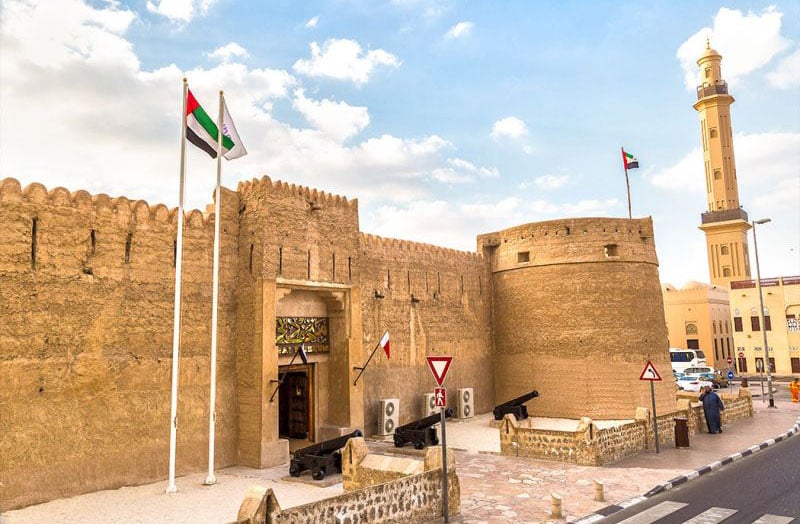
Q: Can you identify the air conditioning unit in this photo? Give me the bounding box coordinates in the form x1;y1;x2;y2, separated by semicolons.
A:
423;393;437;417
457;388;474;419
378;398;399;435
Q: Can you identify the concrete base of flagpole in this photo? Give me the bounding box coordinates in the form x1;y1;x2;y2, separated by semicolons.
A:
203;475;217;486
165;483;178;494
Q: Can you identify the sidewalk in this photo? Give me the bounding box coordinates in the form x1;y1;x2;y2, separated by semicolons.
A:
2;400;798;524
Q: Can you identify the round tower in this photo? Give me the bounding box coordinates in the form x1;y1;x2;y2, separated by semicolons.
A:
478;217;676;420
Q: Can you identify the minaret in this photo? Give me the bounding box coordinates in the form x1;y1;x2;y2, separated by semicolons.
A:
694;41;751;288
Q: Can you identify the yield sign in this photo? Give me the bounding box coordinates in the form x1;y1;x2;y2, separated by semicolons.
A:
639;360;662;381
426;356;453;387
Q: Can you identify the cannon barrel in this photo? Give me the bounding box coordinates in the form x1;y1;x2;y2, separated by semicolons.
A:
397;408;454;431
293;429;363;460
497;390;539;407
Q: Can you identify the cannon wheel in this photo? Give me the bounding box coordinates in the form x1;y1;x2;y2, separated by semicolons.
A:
393;434;404;448
289;463;302;477
414;441;425;450
312;467;326;481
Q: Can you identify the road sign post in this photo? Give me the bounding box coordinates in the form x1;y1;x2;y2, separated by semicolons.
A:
427;356;453;523
639;360;663;454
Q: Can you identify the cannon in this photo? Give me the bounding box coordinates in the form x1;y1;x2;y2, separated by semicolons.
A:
493;390;539;421
393;408;454;450
289;429;363;480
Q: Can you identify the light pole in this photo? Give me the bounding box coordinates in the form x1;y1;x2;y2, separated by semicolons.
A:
752;217;775;408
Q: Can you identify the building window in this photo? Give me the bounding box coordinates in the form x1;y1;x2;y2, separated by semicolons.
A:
733;317;743;331
720;245;729;255
686;323;698;335
517;251;530;263
604;244;618;257
714;339;719;361
764;315;772;331
710;129;718;138
712;321;717;334
751;316;761;331
737;357;748;372
686;339;700;350
791;358;800;374
722;267;731;277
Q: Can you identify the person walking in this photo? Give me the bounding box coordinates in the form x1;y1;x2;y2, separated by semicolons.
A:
699;385;725;434
790;378;800;403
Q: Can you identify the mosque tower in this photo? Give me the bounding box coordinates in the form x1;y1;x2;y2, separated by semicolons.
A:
694;41;751;288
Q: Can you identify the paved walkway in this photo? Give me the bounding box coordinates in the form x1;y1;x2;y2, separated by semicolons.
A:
3;392;798;524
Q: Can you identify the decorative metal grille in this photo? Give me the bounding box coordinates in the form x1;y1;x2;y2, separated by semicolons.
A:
276;317;329;355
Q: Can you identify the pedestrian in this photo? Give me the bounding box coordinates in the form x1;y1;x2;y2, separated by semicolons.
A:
699;385;725;434
790;378;800;403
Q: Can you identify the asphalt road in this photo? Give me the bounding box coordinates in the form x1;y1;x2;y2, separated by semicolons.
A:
601;429;800;522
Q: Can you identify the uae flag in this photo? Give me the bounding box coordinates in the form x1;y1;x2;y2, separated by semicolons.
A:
622;149;639;170
379;331;390;359
186;89;247;160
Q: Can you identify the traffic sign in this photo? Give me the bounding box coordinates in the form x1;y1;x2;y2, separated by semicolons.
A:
426;356;453;387
738;352;744;358
727;357;732;364
727;371;734;380
434;387;447;407
639;360;662;381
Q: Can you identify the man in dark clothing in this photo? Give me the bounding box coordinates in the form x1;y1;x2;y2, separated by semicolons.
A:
699;385;725;434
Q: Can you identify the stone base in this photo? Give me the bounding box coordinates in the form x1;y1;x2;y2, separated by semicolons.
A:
281;473;342;488
259;439;290;468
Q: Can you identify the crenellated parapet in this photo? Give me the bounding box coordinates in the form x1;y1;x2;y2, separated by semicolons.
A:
360;232;482;263
237;175;358;211
1;177;221;228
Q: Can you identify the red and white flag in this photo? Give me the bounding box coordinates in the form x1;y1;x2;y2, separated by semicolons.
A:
379;331;390;359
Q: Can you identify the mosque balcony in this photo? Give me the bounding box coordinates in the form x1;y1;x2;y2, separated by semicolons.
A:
696;81;729;100
700;207;748;224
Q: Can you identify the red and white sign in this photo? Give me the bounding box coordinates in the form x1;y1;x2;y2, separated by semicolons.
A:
727;357;732;364
426;356;453;387
739;352;745;358
639;360;662;381
434;387;447;407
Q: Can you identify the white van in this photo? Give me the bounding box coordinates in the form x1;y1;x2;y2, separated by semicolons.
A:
669;348;707;374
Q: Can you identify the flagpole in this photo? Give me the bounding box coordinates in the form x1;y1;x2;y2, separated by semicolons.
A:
622;147;632;219
167;78;189;494
352;330;388;386
205;90;225;486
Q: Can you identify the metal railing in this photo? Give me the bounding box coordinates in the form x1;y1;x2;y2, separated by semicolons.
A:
696;81;729;100
700;207;749;224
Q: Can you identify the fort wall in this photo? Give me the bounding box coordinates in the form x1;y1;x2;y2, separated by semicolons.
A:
0;178;241;509
479;217;676;419
358;234;493;433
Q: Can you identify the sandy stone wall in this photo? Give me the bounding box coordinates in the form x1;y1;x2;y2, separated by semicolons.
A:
358;234;493;433
0;178;240;509
479;217;677;420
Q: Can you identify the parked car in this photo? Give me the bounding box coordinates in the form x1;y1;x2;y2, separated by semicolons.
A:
676;375;713;392
684;366;729;389
711;370;730;389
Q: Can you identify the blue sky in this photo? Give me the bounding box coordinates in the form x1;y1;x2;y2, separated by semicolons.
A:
1;0;798;286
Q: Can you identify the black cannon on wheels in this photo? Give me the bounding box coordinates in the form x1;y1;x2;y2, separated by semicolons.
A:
393;408;454;450
493;390;539;421
289;429;363;480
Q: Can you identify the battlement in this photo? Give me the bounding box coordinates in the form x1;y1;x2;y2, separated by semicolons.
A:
360;232;482;263
1;177;217;229
237;176;358;211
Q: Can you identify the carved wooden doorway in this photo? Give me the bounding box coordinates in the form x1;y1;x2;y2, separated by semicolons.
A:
278;364;314;442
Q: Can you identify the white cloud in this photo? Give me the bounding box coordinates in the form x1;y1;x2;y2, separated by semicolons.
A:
146;0;217;23
677;7;791;90
305;16;319;28
445;21;473;39
490;116;528;140
534;174;569;190
207;42;249;62
293;38;401;85
767;49;800;89
292;89;370;141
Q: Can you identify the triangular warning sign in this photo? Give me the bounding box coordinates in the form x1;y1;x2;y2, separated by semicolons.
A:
426;356;453;387
639;360;662;381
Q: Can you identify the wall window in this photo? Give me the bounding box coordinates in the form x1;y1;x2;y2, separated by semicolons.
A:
710;128;718;138
517;251;530;263
722;267;731;277
686;339;700;350
733;317;743;331
686;323;698;335
737;357;748;372
751;316;760;331
720;245;729;255
714;339;719;361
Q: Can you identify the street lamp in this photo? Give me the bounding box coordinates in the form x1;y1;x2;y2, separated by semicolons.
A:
752;217;775;408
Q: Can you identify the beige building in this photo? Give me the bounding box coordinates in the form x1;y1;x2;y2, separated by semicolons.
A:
662;282;734;370
729;276;800;376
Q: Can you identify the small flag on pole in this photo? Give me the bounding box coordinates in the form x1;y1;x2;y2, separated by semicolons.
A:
379;331;390;359
622;149;639;170
298;344;309;365
186;89;246;159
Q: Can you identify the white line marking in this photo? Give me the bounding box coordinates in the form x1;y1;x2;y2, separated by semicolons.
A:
682;506;737;523
751;515;795;524
617;501;688;524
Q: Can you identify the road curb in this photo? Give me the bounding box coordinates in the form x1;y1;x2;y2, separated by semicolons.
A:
571;413;800;523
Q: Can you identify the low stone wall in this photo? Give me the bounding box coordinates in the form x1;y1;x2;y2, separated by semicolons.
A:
499;389;754;465
237;440;460;524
